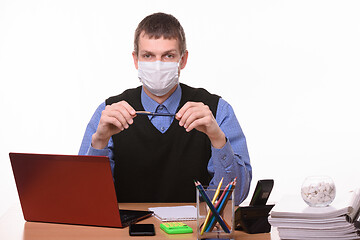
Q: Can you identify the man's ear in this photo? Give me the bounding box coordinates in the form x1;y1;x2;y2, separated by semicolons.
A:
132;51;138;70
180;50;188;70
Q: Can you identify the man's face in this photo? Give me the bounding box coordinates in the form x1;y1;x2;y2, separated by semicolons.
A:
133;32;187;70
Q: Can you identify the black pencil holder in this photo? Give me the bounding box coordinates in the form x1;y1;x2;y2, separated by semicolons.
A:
234;204;274;234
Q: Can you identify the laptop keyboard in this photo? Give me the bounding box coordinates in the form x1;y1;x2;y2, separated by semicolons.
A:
119;209;154;226
119;210;135;223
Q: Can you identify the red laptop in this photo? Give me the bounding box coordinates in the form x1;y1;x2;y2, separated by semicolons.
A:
9;153;153;228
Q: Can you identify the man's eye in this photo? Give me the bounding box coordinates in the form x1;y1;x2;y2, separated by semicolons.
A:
144;54;151;58
162;54;175;61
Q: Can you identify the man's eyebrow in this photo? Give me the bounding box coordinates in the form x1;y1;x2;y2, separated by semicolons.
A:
139;50;154;55
163;49;178;54
139;50;178;55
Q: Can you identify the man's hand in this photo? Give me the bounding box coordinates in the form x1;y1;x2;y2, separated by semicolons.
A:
92;101;136;149
175;102;226;149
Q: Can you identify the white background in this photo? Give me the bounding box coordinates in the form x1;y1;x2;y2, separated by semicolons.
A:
1;0;359;216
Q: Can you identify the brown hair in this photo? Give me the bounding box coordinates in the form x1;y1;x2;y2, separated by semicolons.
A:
134;12;186;56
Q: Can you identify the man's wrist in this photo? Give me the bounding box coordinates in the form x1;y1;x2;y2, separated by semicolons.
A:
91;133;110;150
209;131;226;149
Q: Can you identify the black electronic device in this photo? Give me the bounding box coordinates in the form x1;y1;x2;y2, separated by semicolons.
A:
129;223;155;236
249;179;274;206
235;179;275;234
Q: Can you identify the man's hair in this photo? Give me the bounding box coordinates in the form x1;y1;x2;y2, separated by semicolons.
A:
134;12;186;56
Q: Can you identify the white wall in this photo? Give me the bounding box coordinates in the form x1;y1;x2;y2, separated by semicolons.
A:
1;0;359;216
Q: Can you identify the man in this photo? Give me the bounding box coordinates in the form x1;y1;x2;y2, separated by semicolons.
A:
79;12;252;204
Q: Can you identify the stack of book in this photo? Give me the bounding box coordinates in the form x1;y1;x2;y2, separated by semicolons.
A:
269;189;360;240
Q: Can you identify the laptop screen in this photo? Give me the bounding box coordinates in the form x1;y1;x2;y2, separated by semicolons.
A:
9;153;152;228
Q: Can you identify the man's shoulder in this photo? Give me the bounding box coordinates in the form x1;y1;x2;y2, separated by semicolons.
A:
180;83;221;99
105;86;142;105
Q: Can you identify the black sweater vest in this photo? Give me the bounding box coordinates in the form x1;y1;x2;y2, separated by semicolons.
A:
106;83;220;202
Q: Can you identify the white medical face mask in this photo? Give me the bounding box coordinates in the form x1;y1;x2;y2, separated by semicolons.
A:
138;60;180;96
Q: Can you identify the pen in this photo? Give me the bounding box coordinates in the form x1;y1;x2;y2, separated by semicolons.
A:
194;180;230;233
135;111;176;117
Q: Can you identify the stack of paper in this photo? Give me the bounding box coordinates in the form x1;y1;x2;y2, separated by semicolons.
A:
269;190;360;240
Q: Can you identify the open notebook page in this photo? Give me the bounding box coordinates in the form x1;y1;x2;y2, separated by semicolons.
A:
148;205;196;222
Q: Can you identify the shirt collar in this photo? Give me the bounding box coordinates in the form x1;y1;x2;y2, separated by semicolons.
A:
141;84;182;114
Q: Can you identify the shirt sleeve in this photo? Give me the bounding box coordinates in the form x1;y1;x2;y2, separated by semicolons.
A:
78;102;115;175
207;98;252;205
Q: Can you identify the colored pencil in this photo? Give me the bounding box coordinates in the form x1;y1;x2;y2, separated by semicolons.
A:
205;178;236;232
202;181;232;232
200;177;224;235
206;179;235;232
194;180;230;233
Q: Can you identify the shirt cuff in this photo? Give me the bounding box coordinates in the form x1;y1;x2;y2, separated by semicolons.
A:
211;138;239;169
86;146;110;156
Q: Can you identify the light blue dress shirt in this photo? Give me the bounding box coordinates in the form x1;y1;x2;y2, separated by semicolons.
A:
79;85;252;204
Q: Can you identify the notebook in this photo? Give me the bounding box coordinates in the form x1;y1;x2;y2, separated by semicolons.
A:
148;205;197;221
9;152;153;228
